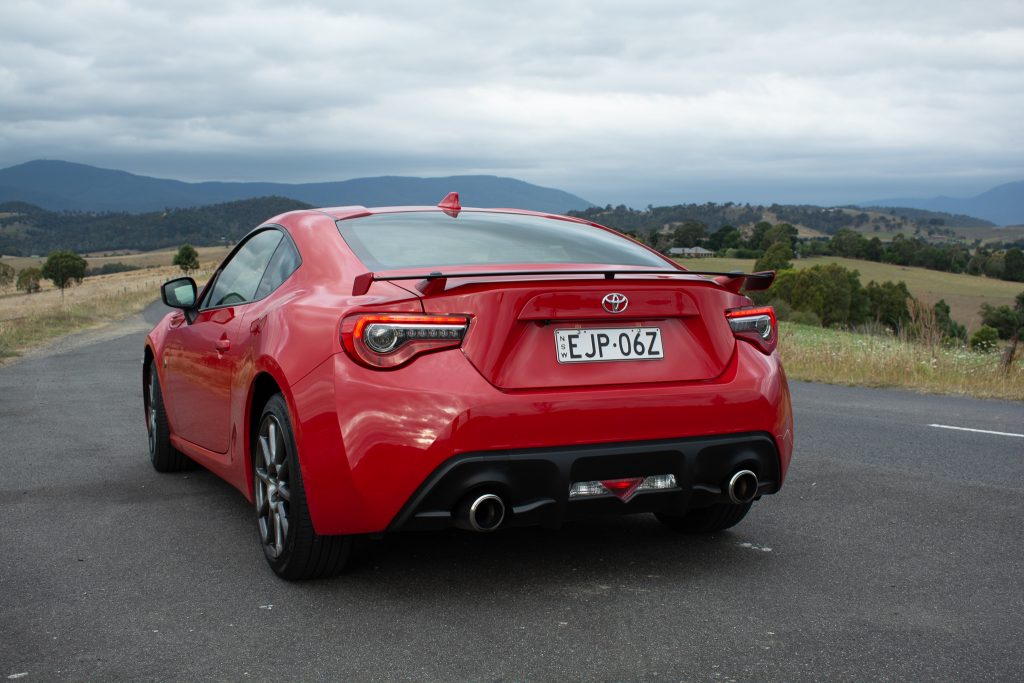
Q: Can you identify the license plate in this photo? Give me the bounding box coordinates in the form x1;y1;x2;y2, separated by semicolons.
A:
555;327;664;363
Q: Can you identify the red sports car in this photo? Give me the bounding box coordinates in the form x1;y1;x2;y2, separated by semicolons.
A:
143;193;793;580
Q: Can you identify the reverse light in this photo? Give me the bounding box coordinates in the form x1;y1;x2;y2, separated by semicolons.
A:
569;474;679;502
341;313;470;368
726;306;777;354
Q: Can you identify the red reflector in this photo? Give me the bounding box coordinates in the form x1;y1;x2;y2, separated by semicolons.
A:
600;478;644;502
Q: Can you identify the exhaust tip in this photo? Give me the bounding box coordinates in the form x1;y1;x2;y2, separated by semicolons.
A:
468;494;505;532
727;470;758;504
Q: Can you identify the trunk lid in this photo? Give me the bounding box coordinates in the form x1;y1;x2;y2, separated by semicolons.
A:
417;274;739;390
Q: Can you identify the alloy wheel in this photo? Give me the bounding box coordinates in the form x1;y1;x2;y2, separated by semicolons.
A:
255;415;291;558
147;374;157;456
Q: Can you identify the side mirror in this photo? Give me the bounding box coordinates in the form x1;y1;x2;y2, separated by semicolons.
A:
161;277;197;309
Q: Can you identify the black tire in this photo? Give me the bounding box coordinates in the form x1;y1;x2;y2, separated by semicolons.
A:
254;394;351;580
146;366;193;472
656;501;752;533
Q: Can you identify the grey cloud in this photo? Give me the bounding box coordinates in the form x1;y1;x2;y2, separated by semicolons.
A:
1;0;1021;206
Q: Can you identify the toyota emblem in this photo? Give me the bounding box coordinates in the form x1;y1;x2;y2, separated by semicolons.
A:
601;293;628;314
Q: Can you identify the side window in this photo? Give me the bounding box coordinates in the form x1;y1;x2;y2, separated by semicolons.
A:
255;238;301;300
204;230;283;308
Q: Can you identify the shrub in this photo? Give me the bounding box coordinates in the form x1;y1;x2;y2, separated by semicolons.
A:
754;242;793;272
980;302;1022;339
969;325;1000;352
16;267;42;293
0;262;14;288
84;262;141;277
789;310;822;327
865;280;912;332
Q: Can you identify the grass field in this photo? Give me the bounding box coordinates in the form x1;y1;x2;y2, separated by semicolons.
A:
0;265;210;362
779;323;1022;401
678;256;1022;330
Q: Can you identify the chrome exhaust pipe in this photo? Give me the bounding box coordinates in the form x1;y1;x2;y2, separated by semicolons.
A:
455;493;506;532
727;470;758;504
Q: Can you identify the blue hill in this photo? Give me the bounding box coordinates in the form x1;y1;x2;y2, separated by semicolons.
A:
861;180;1024;226
0;160;594;215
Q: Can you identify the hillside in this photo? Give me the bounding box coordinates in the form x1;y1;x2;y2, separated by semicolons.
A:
862;180;1024;227
0;160;594;215
0;197;311;255
570;203;998;241
681;256;1021;330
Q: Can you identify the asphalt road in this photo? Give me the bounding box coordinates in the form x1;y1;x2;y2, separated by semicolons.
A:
1;303;1022;682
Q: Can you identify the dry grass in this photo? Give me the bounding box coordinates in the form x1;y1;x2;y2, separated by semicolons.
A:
0;266;209;362
779;322;1023;401
680;256;1022;329
0;245;231;272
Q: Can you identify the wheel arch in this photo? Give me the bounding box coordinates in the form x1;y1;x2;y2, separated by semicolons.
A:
245;363;299;500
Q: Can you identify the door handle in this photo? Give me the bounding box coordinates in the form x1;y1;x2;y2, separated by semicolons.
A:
215;338;231;352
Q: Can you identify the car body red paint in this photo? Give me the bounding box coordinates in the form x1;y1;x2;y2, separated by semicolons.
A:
143;202;793;575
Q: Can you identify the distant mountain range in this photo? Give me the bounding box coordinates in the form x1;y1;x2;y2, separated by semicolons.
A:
0;160;594;214
861;180;1024;227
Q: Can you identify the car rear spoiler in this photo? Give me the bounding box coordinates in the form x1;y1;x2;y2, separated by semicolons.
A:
352;269;775;296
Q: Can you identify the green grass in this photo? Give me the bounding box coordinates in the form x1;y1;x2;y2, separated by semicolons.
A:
678;256;1022;330
778;322;1022;401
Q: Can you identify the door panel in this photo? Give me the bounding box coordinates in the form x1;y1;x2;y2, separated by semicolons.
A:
164;307;245;453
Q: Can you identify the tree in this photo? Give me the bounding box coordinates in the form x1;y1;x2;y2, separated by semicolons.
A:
770;263;869;328
706;225;740;252
997;291;1024;371
754;242;793;272
980;302;1021;339
933;299;967;344
16;267;42;294
670;221;706;249
761;223;798;251
863;237;884;262
41;251;87;300
1004;248;1024;282
745;221;772;251
0;262;14;289
865;280;912;332
173;244;200;274
829;229;867;258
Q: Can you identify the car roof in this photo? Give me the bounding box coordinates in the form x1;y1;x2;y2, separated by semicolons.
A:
314;204;599;228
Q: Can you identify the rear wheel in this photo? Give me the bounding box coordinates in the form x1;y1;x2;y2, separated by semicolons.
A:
146;367;193;472
656;502;752;533
254;394;351;580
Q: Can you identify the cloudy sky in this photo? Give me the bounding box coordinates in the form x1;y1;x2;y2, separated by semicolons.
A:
1;0;1022;206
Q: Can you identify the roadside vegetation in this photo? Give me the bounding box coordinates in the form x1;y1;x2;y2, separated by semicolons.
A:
682;254;1024;399
0;252;215;363
779;323;1022;401
1;240;1021;400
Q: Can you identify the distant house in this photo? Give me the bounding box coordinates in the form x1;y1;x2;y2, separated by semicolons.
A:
669;246;714;258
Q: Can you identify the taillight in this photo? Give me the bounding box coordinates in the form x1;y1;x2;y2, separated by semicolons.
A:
341;313;470;368
726;306;777;354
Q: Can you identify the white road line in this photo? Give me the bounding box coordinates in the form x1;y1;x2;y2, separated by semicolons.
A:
928;424;1024;438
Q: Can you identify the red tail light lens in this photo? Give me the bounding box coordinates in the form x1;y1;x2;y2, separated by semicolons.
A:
726;306;777;354
341;313;470;368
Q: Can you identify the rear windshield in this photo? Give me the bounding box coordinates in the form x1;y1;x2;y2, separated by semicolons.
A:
335;211;669;270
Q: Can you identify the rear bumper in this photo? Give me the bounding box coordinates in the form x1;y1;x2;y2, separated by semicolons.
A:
290;341;793;536
389;432;780;531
